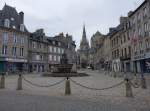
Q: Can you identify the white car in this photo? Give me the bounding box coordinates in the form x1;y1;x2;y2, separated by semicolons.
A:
87;66;92;69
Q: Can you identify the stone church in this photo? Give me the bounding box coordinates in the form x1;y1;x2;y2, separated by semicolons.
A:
77;25;90;68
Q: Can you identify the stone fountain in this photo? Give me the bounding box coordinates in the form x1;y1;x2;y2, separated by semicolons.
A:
43;53;88;77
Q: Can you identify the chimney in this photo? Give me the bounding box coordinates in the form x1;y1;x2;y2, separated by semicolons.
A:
120;16;127;24
128;11;133;17
19;11;24;24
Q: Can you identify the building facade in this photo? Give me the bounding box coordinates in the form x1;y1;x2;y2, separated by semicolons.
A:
103;35;111;71
0;4;29;73
128;0;150;73
28;29;48;73
54;33;76;65
90;31;105;69
109;26;122;72
119;17;131;72
28;29;66;73
47;36;65;72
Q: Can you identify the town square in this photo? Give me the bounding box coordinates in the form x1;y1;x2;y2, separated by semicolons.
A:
0;0;150;111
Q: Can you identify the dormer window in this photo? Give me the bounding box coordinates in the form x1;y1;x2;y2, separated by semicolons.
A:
11;17;14;21
20;24;24;32
4;19;10;28
58;42;61;46
53;41;55;45
13;26;16;29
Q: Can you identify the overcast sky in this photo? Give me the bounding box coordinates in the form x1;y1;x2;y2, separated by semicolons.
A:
0;0;144;48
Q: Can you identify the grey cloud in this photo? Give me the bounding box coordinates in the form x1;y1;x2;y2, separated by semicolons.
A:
0;0;145;48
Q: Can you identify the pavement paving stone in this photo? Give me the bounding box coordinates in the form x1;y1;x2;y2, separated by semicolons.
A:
0;70;150;111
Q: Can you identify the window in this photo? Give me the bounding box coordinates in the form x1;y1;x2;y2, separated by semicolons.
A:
49;46;52;52
12;26;16;29
124;35;126;43
138;28;142;36
49;55;52;61
40;55;43;60
4;19;10;27
121;37;123;44
13;34;17;43
58;56;60;62
20;24;24;32
37;43;42;49
146;40;149;48
32;42;36;48
20;37;25;44
54;47;56;53
54;55;57;61
128;46;131;56
56;47;58;53
137;13;140;21
58;42;61;46
11;17;14;21
2;45;7;55
143;7;147;17
139;42;143;50
124;48;127;57
12;47;17;56
53;41;55;45
144;23;149;32
2;32;8;44
134;45;137;52
61;49;64;54
36;55;40;61
121;49;123;57
20;47;24;56
58;48;60;54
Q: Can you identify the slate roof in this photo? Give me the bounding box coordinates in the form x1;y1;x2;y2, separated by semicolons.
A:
0;4;28;32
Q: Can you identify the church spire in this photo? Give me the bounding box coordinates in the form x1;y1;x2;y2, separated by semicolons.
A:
82;24;86;40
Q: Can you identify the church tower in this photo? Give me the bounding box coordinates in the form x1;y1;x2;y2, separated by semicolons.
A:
80;25;89;50
78;25;90;68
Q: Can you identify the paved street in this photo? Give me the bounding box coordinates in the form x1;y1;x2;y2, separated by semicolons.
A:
0;70;150;111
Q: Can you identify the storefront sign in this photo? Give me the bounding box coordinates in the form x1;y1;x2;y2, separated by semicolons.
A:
5;58;27;62
0;57;5;61
145;60;150;70
145;52;150;59
134;54;145;60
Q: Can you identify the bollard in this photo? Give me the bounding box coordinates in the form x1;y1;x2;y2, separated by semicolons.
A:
17;74;23;90
125;78;133;97
133;74;139;86
0;73;5;89
141;77;147;89
65;77;71;95
113;72;117;78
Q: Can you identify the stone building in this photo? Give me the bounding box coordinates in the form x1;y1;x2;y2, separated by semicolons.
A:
47;36;65;72
78;25;90;68
90;31;105;69
103;35;111;71
128;0;150;73
109;26;122;72
0;4;29;73
28;29;48;73
54;33;76;65
119;17;131;72
28;29;65;73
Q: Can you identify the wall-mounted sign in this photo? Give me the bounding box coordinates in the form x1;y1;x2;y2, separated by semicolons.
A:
5;58;27;62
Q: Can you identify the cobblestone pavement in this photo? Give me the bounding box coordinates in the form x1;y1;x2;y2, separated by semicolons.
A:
0;70;150;111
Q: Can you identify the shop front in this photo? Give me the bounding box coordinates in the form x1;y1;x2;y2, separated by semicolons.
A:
133;52;150;73
5;58;28;74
